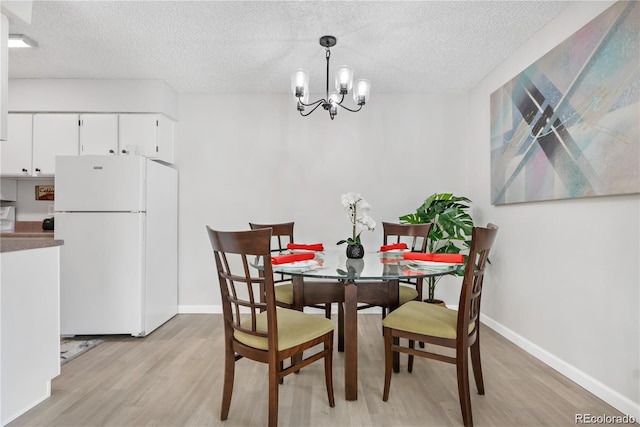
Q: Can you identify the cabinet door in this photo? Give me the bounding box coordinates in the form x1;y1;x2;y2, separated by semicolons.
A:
118;114;157;157
1;113;33;176
32;114;79;175
79;114;118;155
156;114;174;163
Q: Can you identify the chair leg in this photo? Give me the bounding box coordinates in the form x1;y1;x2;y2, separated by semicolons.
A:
337;303;344;352
324;303;332;319
456;349;473;427
408;340;414;373
470;336;484;394
268;361;280;427
324;334;335;407
382;327;393;401
220;345;235;421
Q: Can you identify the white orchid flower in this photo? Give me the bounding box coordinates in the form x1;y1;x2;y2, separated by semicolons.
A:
337;192;376;246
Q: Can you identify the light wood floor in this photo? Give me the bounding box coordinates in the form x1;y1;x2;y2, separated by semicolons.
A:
9;314;629;427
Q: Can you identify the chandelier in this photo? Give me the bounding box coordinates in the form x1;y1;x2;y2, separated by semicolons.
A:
291;35;371;120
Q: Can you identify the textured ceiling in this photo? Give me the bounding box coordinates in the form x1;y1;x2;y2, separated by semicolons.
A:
8;1;571;94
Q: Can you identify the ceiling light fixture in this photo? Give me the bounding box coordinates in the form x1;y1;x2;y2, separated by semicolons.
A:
8;34;39;48
291;35;370;120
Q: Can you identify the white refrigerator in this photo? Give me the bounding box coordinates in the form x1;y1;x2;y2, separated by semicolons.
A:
54;155;178;336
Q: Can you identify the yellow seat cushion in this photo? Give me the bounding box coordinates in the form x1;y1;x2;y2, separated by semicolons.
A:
274;283;294;305
382;300;474;339
234;308;334;351
399;285;419;304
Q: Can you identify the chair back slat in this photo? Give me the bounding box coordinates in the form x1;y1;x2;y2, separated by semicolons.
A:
249;222;294;252
383;222;432;252
457;224;498;341
383;222;433;288
249;222;294;285
207;226;278;347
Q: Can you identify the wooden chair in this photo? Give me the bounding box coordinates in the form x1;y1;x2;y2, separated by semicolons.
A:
206;226;335;427
381;224;498;427
249;222;331;319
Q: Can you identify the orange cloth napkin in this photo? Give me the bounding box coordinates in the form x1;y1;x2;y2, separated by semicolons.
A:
287;243;324;251
402;252;464;263
379;242;408;252
271;252;315;265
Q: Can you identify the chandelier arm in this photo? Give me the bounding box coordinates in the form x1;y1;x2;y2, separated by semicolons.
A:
299;101;326;117
335;102;363;113
298;98;326;108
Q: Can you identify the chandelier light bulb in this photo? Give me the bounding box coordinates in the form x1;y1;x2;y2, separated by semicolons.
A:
353;79;371;105
335;66;354;95
329;93;340;117
291;69;309;97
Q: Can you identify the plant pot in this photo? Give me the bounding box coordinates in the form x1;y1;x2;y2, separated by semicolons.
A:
424;299;446;307
346;243;364;259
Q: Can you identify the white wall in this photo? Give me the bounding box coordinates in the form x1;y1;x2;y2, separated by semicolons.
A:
175;93;468;309
466;0;639;418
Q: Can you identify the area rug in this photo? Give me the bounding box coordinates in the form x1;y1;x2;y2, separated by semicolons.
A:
60;338;104;365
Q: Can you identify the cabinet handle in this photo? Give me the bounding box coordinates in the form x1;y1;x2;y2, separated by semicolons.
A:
122;150;127;154
35;168;41;172
109;150;115;154
22;168;28;173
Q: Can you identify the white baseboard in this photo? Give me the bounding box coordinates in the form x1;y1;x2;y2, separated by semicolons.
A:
178;305;218;314
480;313;640;420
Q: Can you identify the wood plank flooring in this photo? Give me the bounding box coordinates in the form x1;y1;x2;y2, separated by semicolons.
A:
8;314;630;427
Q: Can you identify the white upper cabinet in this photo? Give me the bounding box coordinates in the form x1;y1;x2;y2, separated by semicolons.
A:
1;112;174;176
32;113;79;175
79;114;118;155
1;113;33;175
119;114;174;163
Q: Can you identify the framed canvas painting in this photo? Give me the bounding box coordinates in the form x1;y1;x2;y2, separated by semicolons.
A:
490;1;639;205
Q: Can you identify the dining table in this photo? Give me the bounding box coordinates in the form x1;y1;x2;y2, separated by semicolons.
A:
253;248;459;401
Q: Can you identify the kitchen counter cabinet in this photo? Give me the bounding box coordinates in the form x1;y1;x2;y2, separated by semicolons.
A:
1;242;62;425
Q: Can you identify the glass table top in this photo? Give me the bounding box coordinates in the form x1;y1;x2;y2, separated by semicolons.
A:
252;249;461;280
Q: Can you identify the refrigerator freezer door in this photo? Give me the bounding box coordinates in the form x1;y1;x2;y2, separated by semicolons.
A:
56;212;145;336
55;155;146;212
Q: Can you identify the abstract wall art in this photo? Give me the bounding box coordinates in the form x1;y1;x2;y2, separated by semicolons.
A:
490;1;639;205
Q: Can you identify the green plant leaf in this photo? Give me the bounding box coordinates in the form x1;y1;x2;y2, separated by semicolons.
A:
399;191;476;299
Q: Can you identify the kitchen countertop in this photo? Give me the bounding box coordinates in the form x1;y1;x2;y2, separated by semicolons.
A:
1;221;62;253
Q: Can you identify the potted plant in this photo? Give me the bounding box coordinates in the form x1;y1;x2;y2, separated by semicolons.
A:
336;192;376;259
399;192;474;304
